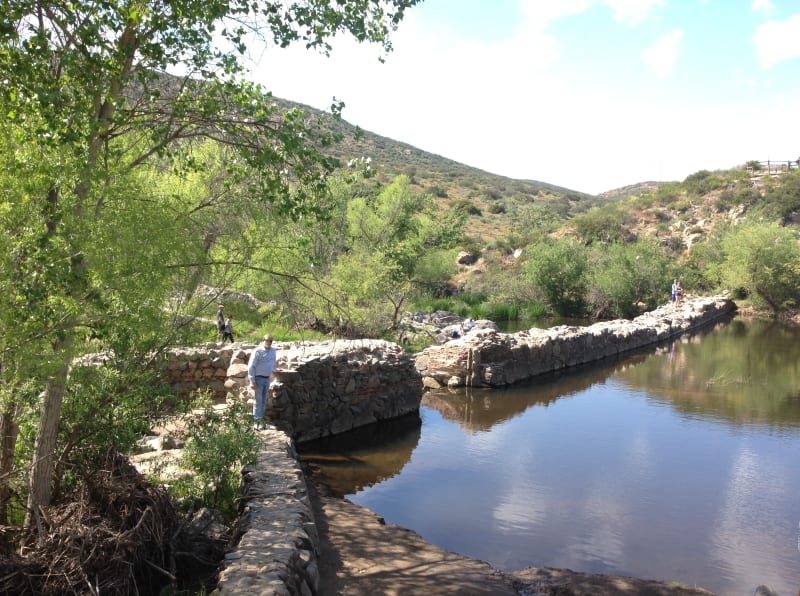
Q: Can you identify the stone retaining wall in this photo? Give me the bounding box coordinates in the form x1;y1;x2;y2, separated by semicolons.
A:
213;431;319;595
160;339;423;443
415;295;736;389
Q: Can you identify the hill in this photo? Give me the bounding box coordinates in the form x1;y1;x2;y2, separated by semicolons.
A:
272;96;602;241
275;95;800;261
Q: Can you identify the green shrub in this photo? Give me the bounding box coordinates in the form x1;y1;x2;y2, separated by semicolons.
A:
720;220;800;312
757;170;800;223
746;160;763;171
429;184;448;198
177;395;261;519
571;205;632;245
654;182;682;205
524;238;589;316
683;169;728;195
60;364;177;487
451;199;482;216
587;239;674;319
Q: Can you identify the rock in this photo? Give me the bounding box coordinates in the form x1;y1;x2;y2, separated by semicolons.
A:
187;507;229;542
456;251;477;265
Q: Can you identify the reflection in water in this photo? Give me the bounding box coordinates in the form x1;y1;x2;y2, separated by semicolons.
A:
298;412;421;497
709;445;797;594
302;318;800;594
421;343;674;432
617;318;800;427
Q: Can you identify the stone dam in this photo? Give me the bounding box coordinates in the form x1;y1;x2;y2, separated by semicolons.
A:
146;294;736;594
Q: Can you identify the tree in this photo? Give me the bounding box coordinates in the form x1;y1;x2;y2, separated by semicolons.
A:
524;238;588;316
0;0;419;530
588;239;674;319
720;221;800;312
572;204;634;245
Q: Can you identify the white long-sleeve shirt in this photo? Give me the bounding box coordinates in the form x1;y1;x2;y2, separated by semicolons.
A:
247;345;276;383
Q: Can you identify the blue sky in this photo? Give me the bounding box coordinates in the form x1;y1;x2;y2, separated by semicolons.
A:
249;1;800;194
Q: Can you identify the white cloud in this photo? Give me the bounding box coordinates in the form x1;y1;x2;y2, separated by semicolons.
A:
604;0;666;25
754;15;800;68
520;0;665;27
641;29;684;78
751;0;774;14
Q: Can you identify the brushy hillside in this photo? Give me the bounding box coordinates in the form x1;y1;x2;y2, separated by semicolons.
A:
273;96;602;242
276;95;800;264
565;164;800;259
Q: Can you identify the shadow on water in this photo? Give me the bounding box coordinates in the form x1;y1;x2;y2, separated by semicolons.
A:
297;412;422;497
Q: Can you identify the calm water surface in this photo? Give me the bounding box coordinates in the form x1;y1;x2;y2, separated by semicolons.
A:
299;318;800;595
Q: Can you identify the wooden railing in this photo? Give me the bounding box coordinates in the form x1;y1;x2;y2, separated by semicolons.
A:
747;159;799;175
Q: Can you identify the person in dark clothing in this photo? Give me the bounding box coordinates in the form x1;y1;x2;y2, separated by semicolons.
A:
216;304;225;340
222;315;234;343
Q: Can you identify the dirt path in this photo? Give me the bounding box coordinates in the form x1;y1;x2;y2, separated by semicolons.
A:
307;480;716;596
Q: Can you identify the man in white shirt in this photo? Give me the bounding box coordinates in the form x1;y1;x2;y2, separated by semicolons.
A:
247;334;276;430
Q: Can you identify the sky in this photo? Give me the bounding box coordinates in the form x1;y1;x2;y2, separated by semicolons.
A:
247;0;800;195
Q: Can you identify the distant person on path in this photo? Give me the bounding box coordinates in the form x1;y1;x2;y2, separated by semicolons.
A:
675;280;683;305
222;315;234;343
216;304;225;340
247;334;277;430
671;279;679;304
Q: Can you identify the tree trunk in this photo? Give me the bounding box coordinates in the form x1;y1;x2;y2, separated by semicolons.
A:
0;401;20;529
24;335;73;530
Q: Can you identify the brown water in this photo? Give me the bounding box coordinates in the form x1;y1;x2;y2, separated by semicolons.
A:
299;317;800;595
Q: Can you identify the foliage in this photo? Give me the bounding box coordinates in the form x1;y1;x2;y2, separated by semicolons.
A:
275;174;466;336
57;363;177;494
413;249;459;293
715;184;761;212
504;203;566;247
719;221;800;312
679;224;732;294
571;204;633;245
682;169;729;195
746;160;763;171
451;199;482;216
0;0;419;532
587;239;674;319
178;397;261;519
754;169;800;223
652;182;683;205
524;239;588;316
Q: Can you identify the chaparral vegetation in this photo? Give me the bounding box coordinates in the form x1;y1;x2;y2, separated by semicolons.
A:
3;0;800;592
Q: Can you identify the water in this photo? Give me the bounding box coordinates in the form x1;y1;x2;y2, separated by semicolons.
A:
299;318;800;595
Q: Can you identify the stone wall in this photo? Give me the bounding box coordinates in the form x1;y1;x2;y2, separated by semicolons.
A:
160;339;423;444
415;295;736;389
213;431;319;596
